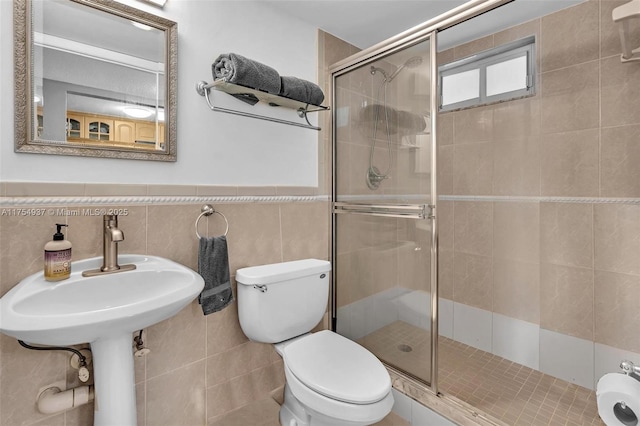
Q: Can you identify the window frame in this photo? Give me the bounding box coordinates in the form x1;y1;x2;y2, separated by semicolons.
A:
439;36;536;112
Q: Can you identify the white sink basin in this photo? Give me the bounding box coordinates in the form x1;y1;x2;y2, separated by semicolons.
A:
0;254;204;426
0;254;204;346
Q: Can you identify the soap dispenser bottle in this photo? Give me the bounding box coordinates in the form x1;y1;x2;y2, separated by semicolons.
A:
44;223;72;281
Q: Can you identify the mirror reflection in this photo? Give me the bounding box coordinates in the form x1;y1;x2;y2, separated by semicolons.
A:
61;93;165;150
16;0;177;161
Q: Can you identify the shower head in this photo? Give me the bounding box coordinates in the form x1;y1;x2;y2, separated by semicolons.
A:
386;56;423;82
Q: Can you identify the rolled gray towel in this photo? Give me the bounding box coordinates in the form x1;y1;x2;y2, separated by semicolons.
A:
279;76;325;106
197;235;233;315
360;104;427;135
360;104;399;134
212;53;281;95
397;110;428;133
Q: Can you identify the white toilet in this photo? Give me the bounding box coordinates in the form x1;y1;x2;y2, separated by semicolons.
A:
236;259;394;426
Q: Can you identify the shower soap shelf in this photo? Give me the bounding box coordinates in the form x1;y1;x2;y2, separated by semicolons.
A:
196;80;329;131
613;0;640;62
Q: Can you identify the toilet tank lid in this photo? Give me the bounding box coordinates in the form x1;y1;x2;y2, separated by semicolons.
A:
236;259;331;285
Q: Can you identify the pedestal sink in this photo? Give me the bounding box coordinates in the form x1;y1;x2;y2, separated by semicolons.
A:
0;254;204;426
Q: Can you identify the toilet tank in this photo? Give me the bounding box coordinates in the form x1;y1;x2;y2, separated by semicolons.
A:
236;259;331;343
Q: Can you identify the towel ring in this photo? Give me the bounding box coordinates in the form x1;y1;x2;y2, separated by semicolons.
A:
195;204;229;239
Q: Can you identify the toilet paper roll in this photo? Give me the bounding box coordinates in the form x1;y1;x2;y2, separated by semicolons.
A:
597;372;640;426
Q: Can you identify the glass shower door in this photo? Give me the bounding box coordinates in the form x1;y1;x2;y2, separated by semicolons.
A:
332;36;437;386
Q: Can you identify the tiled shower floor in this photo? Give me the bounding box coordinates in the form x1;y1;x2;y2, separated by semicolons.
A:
360;321;605;426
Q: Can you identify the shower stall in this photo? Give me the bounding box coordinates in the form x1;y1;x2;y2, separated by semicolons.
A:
330;0;514;394
330;1;634;424
332;35;437;387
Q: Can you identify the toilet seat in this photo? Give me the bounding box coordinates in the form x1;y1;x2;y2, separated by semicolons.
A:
283;363;395;424
283;330;391;404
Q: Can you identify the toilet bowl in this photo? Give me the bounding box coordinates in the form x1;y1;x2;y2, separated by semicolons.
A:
236;259;394;426
277;330;394;426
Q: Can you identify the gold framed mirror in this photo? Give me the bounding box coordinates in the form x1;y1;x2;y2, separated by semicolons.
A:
14;0;177;161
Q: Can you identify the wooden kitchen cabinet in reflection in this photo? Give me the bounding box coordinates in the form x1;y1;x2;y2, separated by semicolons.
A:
66;110;164;149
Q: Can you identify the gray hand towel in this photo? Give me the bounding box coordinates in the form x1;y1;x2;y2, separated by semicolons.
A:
197;236;233;315
212;53;281;95
279;76;325;106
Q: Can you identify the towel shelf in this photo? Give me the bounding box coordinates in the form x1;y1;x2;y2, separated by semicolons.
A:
196;80;329;131
613;0;640;62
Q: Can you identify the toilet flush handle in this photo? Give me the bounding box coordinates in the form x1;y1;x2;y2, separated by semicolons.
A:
253;285;268;293
620;360;640;376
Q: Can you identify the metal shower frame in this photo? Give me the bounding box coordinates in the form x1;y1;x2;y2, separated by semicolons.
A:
329;0;514;395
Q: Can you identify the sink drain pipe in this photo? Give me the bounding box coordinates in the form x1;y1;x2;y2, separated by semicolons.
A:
37;385;95;414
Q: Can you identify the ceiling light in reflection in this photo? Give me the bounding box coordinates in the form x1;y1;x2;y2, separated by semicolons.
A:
131;21;153;31
123;106;153;119
137;0;167;8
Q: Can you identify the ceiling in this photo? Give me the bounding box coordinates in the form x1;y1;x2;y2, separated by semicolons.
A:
260;0;587;50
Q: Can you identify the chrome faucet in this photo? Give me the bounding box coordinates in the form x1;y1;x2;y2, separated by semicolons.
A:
83;215;136;277
102;215;124;272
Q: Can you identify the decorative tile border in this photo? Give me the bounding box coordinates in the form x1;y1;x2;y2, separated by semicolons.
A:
0;182;325;198
439;195;640;205
0;195;330;208
339;194;640;205
0;181;328;206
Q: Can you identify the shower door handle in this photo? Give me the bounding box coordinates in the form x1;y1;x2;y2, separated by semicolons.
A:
333;202;430;219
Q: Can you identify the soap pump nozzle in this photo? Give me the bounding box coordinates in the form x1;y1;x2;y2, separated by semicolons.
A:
53;223;68;241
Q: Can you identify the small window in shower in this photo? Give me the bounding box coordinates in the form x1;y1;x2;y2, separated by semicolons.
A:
441;68;480;106
439;36;535;112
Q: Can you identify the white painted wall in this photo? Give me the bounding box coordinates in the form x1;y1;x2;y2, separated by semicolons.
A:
0;0;319;186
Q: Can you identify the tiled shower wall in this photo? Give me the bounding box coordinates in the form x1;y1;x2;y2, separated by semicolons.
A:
438;0;640;390
0;183;329;425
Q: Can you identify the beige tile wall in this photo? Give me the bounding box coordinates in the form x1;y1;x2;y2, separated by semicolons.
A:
318;31;361;196
438;0;640;355
0;197;329;425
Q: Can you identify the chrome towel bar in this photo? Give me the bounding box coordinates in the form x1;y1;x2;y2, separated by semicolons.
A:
333;202;431;219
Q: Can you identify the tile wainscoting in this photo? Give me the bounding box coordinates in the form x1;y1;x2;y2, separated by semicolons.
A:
0;185;329;426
